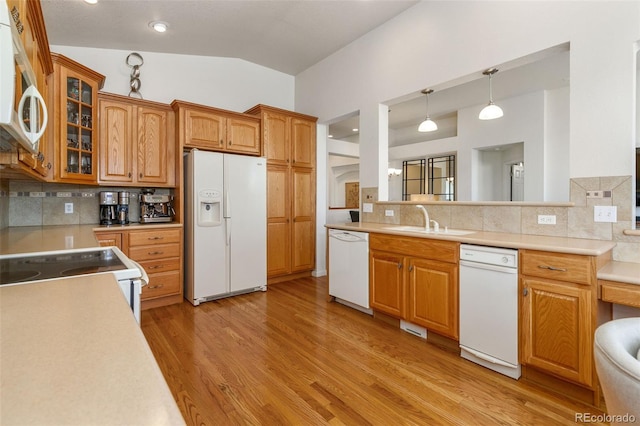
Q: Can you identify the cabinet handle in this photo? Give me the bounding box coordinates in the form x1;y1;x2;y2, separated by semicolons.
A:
148;284;164;289
148;251;164;255
148;236;164;240
409;265;414;272
398;263;402;269
220;139;224;145
229;140;232;145
147;265;163;270
538;265;567;272
523;288;528;296
139;173;143;178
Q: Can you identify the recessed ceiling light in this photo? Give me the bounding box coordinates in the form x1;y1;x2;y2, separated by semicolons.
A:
149;21;169;33
328;134;333;138
84;0;98;4
352;128;359;132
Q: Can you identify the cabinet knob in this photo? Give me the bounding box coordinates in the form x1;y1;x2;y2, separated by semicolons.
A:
139;173;143;178
46;163;51;170
228;140;232;145
128;172;132;178
220;139;224;145
398;263;402;269
409;265;414;272
523;288;528;296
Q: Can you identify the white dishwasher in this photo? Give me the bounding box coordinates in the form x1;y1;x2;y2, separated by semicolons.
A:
459;244;520;379
328;229;371;314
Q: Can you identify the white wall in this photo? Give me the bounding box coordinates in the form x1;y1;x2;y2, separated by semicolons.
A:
297;0;639;186
50;45;295;111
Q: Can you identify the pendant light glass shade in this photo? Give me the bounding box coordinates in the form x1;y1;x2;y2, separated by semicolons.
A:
479;68;503;120
418;89;437;132
479;102;503;120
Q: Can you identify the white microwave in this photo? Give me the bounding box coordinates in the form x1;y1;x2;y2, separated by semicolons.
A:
0;0;48;155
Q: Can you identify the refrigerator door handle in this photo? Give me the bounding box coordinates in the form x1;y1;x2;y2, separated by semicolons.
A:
225;218;231;247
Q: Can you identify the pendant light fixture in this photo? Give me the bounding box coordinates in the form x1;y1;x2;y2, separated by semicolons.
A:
418;89;438;132
479;68;504;120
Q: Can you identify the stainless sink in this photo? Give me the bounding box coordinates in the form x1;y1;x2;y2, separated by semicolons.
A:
382;225;475;236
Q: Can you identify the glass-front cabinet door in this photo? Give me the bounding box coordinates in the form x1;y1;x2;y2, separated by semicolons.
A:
52;54;105;183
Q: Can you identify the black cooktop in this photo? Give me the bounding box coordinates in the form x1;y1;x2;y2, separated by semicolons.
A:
0;249;128;285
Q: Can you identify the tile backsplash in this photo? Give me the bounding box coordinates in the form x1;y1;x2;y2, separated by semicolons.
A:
1;181;171;228
361;176;640;263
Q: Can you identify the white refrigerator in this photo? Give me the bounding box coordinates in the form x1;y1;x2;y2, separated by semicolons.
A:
184;149;267;305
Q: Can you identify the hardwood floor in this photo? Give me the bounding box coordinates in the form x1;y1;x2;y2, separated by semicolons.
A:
141;276;607;425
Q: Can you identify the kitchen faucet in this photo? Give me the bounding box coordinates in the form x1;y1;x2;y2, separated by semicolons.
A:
416;205;430;231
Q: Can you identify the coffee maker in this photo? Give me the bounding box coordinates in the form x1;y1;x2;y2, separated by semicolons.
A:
99;192;118;225
140;189;175;223
117;191;130;225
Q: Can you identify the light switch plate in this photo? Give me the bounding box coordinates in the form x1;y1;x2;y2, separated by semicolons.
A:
594;206;617;223
385;210;394;217
362;203;373;213
64;203;73;214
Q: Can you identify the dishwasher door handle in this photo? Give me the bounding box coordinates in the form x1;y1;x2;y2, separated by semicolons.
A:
329;232;366;243
459;260;518;274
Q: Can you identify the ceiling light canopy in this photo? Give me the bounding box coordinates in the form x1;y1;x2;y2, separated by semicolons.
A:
479;68;503;120
418;89;437;132
83;0;98;4
149;21;169;33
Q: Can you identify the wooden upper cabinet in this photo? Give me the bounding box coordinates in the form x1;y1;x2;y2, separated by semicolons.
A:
262;110;289;164
51;54;105;184
98;93;175;187
291;118;315;168
226;117;260;154
183;108;225;150
99;99;134;183
137;106;171;184
172;101;261;155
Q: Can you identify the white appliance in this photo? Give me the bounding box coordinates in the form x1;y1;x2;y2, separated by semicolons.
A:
0;0;48;154
184;149;267;305
459;244;520;379
0;247;147;324
328;229;371;314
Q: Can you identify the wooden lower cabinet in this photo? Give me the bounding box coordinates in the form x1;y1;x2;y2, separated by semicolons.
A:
520;276;593;387
519;248;611;404
369;233;459;339
94;226;183;309
408;258;458;339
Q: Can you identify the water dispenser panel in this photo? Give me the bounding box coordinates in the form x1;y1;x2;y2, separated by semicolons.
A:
198;189;221;227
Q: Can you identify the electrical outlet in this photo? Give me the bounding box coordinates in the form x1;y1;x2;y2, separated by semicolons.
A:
385;209;394;217
594;206;617;223
64;203;73;214
537;214;556;225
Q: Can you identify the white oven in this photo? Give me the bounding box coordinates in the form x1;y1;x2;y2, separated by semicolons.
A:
0;247;147;324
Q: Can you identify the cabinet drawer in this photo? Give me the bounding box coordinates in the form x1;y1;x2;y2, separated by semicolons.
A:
129;229;181;247
129;243;181;261
600;281;640;308
142;271;181;300
139;257;181;274
370;233;458;263
520;250;593;285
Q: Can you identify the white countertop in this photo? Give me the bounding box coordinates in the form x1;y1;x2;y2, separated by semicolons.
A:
0;274;185;425
326;222;616;256
598;261;640;286
0;223;183;255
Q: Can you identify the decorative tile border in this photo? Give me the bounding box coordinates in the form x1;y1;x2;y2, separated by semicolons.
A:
6;191;96;198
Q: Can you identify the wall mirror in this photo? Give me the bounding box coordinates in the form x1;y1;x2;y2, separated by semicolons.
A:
327;112;360;210
386;43;570;202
